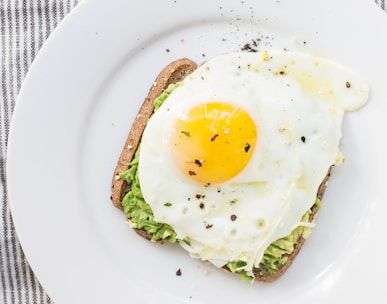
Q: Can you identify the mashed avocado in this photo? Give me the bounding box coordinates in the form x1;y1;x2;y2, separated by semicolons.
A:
119;83;322;280
119;83;180;242
226;204;320;282
120;148;177;242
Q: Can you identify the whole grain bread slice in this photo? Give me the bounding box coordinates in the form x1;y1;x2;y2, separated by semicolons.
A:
110;57;332;282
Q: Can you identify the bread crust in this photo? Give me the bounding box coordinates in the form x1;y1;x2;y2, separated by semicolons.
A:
111;57;332;282
111;58;197;209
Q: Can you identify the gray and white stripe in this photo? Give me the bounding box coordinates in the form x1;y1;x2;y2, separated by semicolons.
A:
1;1;80;303
375;0;385;9
1;1;386;304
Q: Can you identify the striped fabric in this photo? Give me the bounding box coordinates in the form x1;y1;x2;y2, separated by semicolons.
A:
376;0;386;9
1;1;81;303
0;1;385;303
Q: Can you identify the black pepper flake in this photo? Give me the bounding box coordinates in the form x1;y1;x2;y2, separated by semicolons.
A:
346;81;351;88
166;48;170;53
205;223;213;229
210;134;219;142
242;43;250;51
176;269;182;276
230;214;237;221
241;40;259;52
188;170;197;176
301;136;306;143
199;202;205;209
195;194;204;199
244;143;251;152
194;159;203;167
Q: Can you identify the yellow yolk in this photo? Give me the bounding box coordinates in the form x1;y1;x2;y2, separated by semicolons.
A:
170;102;257;184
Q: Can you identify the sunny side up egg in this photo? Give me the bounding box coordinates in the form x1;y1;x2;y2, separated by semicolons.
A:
138;50;368;276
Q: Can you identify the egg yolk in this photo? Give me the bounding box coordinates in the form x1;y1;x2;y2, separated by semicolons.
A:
170;102;257;184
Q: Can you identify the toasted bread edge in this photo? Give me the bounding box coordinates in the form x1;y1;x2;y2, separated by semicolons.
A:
111;58;198;209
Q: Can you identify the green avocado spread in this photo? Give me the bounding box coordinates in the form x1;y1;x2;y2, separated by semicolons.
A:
226;205;319;282
119;83;322;281
120;83;180;243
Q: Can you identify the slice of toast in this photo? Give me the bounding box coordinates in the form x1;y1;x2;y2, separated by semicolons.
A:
110;57;331;282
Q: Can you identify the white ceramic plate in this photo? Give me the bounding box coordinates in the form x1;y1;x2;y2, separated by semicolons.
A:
7;0;387;303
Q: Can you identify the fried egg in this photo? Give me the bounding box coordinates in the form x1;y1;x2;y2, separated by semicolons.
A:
138;50;368;276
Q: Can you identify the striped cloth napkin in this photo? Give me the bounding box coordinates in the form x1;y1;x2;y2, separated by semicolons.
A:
1;1;81;303
0;0;386;303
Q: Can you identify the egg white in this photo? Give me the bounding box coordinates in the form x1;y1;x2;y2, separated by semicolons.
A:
138;51;368;275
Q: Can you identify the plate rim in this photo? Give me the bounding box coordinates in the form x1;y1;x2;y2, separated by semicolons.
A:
7;0;387;303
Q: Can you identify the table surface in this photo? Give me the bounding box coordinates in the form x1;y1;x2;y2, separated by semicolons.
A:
1;0;386;303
